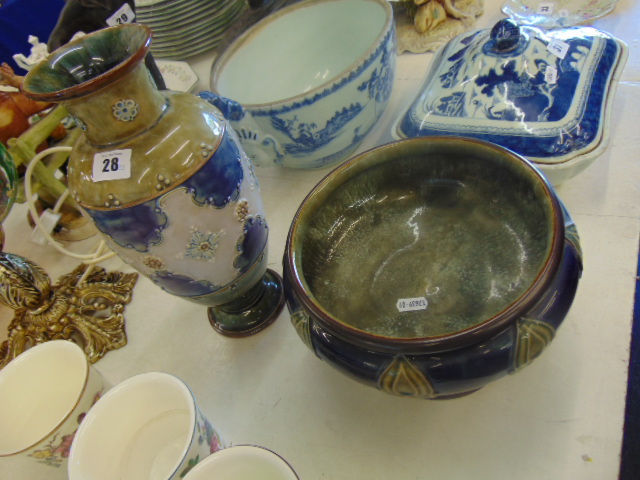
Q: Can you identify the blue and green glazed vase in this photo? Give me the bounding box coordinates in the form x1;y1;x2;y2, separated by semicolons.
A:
23;24;284;336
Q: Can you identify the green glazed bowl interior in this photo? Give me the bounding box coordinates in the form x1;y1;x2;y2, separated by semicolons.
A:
289;137;563;348
23;24;151;101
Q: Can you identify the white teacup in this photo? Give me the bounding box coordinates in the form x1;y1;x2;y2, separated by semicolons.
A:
182;445;300;480
0;340;108;471
68;371;224;480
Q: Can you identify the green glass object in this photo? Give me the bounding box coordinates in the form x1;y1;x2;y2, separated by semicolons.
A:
0;144;17;249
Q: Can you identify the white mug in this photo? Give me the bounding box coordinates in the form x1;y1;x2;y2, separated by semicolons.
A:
0;340;108;472
68;371;224;480
182;444;300;480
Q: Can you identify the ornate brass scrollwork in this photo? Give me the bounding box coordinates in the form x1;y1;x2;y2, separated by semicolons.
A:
0;252;138;368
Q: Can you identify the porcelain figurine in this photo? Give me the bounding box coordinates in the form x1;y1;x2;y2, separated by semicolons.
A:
22;24;284;336
395;0;483;53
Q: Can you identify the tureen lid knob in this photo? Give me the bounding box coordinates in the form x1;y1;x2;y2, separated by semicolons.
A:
489;19;521;53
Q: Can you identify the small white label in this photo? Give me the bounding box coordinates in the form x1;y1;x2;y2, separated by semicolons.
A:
92;149;132;182
30;209;61;246
397;297;428;312
545;65;558;84
107;3;135;26
537;2;555;14
547;39;570;59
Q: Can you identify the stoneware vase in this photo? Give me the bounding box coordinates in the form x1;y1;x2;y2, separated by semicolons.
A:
22;24;284;337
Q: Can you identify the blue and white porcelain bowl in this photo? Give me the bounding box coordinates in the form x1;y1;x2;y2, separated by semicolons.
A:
202;0;396;169
395;19;627;185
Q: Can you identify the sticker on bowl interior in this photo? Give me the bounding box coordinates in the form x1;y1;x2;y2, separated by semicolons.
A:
547;39;569;59
92;149;132;182
545;65;558;85
537;2;555;14
396;297;428;312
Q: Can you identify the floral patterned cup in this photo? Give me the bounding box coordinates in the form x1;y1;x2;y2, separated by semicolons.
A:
0;340;109;474
68;372;223;480
182;445;300;480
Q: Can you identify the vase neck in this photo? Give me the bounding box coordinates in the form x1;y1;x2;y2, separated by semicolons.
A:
64;64;166;146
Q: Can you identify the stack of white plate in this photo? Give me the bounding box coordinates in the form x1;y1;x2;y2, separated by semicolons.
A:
135;0;246;59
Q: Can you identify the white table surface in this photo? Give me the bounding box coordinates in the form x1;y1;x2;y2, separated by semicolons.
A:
2;0;639;478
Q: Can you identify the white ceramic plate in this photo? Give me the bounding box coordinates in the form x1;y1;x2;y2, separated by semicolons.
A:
501;0;618;27
156;60;199;92
140;0;245;58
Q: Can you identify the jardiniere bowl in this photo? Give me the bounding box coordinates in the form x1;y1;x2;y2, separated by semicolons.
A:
283;136;583;399
200;0;396;169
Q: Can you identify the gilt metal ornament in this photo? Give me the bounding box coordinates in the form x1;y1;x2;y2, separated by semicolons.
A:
0;252;138;368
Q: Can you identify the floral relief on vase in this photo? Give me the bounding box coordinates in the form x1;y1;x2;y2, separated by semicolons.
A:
183;227;223;262
112;99;139;122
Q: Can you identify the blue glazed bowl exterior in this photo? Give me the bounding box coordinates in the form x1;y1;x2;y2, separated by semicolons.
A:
283;137;583;399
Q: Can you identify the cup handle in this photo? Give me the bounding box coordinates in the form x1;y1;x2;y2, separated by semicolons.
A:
198;91;284;166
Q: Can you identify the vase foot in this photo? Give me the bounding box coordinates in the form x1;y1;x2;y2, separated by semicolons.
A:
208;269;285;338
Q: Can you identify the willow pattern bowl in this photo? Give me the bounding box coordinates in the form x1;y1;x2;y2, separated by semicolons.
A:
202;0;396;169
283;137;583;399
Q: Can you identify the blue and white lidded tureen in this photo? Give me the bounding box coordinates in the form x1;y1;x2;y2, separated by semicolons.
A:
395;19;628;185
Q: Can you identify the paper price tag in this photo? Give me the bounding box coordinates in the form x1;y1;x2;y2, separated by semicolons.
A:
397;297;428;312
107;3;135;26
545;65;558;84
537;2;555;14
30;209;61;246
547;39;569;59
92;149;132;182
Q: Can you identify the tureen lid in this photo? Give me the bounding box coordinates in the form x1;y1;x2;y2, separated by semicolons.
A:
395;19;627;182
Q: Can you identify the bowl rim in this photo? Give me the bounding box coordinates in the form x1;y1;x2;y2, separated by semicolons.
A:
284;136;566;354
209;0;394;109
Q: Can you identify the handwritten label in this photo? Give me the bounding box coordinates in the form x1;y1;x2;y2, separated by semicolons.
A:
547;39;569;59
545;65;558;84
92;149;132;182
537;2;555;14
397;297;428;312
107;3;135;26
30;209;61;246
